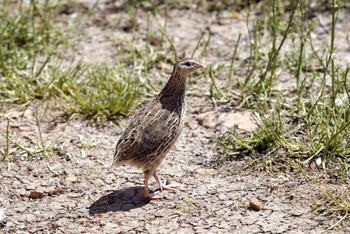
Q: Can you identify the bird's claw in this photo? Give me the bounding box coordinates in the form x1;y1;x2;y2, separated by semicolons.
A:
160;183;179;192
142;190;163;200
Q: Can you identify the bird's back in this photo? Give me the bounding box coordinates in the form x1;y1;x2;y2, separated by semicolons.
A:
113;93;186;171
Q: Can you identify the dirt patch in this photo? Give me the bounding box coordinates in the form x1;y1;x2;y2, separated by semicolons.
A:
1;102;350;233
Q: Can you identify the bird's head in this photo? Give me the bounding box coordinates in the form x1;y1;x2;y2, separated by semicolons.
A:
173;58;204;78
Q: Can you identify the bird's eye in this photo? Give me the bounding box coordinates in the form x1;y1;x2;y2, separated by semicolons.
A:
185;62;191;67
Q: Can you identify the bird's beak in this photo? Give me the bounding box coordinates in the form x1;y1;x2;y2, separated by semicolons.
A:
196;63;204;69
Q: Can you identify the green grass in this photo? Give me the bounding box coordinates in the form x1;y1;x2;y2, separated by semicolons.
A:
0;0;66;104
0;108;59;161
217;0;350;169
57;63;141;120
215;0;349;227
0;0;66;74
0;0;143;119
0;0;147;160
314;190;350;231
212;0;349;228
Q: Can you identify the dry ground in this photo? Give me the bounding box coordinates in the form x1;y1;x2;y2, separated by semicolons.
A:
1;1;350;233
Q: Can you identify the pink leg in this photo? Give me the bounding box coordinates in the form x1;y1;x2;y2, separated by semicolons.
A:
142;171;162;200
153;170;179;192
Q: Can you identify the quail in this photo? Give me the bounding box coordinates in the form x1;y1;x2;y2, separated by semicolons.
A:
113;58;204;199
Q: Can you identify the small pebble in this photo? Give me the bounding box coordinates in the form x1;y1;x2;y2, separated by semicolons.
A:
196;168;218;176
66;174;78;183
27;165;34;171
29;191;44;199
315;216;327;223
249;198;264;211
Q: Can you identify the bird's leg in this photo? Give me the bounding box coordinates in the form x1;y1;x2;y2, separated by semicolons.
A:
142;170;162;200
153;170;179;192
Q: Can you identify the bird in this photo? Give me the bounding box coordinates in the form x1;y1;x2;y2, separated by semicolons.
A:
112;58;204;199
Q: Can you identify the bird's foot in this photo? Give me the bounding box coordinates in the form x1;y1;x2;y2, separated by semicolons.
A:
152;171;180;193
142;190;163;200
160;183;179;192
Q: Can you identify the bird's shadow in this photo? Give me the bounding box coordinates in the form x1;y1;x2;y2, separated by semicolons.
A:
88;186;151;216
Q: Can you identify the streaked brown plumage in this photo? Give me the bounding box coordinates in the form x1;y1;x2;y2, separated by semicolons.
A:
113;58;203;199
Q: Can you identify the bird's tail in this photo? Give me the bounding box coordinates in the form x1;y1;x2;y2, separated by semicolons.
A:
111;148;125;168
110;150;120;168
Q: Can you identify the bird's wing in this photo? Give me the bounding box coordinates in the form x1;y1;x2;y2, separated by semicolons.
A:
113;99;182;165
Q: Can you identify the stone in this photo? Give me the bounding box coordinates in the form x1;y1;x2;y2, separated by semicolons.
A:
29;191;44;199
196;168;218;176
66;174;78;183
249;198;264;211
196;111;257;132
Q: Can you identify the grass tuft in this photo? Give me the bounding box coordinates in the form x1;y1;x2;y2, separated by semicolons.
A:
57;63;141;121
314;190;350;230
218;0;350;184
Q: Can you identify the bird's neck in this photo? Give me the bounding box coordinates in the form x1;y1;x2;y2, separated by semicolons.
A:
159;73;187;105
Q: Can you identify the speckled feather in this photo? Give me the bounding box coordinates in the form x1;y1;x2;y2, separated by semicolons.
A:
113;58;203;189
113;92;185;171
